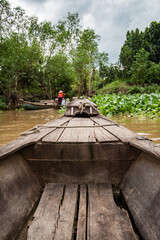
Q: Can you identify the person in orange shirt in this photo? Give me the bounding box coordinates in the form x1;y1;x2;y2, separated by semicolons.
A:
58;90;66;105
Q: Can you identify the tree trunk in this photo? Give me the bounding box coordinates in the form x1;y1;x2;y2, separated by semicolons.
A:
9;91;19;109
91;67;95;96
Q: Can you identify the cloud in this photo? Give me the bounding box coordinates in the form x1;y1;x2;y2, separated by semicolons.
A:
9;0;160;63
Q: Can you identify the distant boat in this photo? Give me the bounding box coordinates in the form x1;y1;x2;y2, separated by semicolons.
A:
19;99;60;110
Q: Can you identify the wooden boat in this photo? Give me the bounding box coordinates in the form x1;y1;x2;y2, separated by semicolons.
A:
0;98;160;240
19;99;59;110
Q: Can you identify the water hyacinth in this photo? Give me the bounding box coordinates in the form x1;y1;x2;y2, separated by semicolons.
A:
91;94;160;118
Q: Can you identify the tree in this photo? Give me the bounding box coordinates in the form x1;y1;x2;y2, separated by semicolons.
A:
120;21;160;80
119;28;144;74
147;62;160;84
72;28;101;95
42;53;75;99
54;12;80;54
144;21;160;63
0;0;12;36
0;0;109;108
130;48;150;86
0;33;43;107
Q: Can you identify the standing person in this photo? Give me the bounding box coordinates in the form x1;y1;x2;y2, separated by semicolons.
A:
58;90;66;105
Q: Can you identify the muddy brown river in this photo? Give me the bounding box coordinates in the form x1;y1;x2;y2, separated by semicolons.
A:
0;109;160;147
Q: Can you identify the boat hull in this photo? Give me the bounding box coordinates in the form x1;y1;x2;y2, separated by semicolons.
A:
0;99;160;240
19;100;60;110
20;102;54;110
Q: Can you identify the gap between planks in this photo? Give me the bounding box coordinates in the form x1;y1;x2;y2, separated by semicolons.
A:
27;183;137;240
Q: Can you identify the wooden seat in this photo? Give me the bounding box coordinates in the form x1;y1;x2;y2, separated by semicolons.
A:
27;183;136;240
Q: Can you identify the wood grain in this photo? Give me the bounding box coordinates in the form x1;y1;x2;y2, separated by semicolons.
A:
58;117;96;142
121;152;160;240
27;183;64;240
77;184;87;240
87;184;136;240
54;184;78;240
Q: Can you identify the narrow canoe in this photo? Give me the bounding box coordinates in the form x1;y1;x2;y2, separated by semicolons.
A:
0;98;160;240
19;99;59;110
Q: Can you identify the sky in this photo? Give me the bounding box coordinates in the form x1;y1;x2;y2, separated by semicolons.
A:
9;0;160;64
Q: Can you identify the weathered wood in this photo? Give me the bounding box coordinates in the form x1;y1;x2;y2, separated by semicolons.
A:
94;125;119;142
0;152;41;240
27;183;64;240
58;117;96;142
42;123;68;142
28;184;78;240
27;183;136;240
1;98;160;240
0;116;71;160
87;184;136;240
64;99;99;116
91;116;137;142
129;137;160;160
77;185;87;240
91;115;160;159
91;115;117;126
121;152;160;240
54;184;78;240
22;143;140;162
26;160;136;185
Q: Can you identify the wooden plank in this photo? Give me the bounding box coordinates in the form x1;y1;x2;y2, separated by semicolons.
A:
27;183;137;240
23;142;140;162
0;116;71;160
90;116;119;142
91;116;160;159
106;124;160;159
87;184;136;240
42;122;68;142
77;185;87;240
27;183;64;240
43;116;71;127
58;118;96;142
94;126;119;142
54;184;78;240
91;116;137;142
91;115;117;126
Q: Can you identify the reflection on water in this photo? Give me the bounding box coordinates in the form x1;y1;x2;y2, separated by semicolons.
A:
0;109;160;147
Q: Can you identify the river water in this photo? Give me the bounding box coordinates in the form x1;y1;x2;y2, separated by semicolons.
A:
0;109;160;147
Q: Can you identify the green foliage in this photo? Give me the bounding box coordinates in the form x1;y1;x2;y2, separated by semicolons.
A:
129;48;150;86
1;0;160;111
127;84;160;94
0;97;7;110
120;21;160;83
71;28;102;96
56;107;66;114
43;53;75;98
97;80;129;94
144;21;160;63
147;62;160;83
0;1;109;107
119;28;144;72
92;93;160;118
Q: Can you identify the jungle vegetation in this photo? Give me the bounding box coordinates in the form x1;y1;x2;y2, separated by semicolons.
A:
1;0;160;116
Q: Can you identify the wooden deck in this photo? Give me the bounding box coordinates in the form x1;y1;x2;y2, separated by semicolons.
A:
1;114;160;161
27;183;136;240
